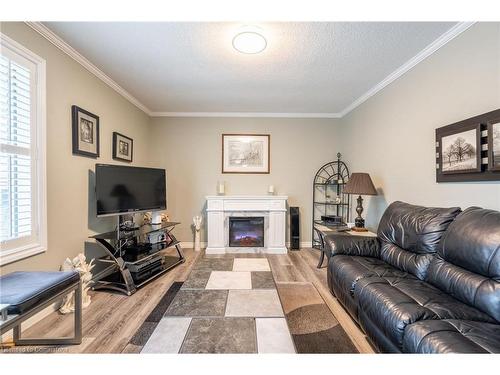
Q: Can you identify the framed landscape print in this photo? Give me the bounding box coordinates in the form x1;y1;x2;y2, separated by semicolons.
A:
72;105;100;158
439;124;481;174
222;134;270;174
436;109;500;182
488;120;500;171
113;132;133;162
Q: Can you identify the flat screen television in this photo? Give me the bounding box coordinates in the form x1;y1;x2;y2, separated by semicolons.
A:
95;164;166;217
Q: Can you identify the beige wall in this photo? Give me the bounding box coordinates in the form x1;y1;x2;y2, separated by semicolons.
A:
339;23;500;230
2;21;500;274
0;23;151;274
149;117;342;243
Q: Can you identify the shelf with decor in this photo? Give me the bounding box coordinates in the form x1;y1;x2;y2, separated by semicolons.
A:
314;202;349;206
90;221;185;296
313;182;346;186
312;153;351;250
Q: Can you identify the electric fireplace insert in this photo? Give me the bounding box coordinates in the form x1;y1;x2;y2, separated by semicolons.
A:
229;217;265;247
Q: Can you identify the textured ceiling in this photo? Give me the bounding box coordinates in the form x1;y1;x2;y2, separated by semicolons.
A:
44;22;457;115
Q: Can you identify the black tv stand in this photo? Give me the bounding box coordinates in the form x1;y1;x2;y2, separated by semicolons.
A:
119;225;140;232
90;222;185;296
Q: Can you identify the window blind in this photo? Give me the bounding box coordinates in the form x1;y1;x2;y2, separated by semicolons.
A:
0;54;33;243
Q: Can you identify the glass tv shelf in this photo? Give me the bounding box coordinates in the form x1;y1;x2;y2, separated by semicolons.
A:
90;221;185;296
91;221;180;241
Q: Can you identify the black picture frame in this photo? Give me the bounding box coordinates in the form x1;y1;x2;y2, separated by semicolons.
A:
436;108;500;183
112;132;133;162
72;105;100;158
439;123;481;175
487;119;500;172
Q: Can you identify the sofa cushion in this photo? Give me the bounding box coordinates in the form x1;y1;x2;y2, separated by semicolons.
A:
0;271;80;314
329;255;415;298
358;308;403;353
426;207;500;322
379;242;434;280
324;234;381;259
403;320;500;353
354;276;495;350
355;277;436;350
377;201;461;279
328;255;414;318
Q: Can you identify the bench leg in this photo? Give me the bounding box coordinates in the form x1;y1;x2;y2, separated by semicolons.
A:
74;280;83;343
13;281;83;346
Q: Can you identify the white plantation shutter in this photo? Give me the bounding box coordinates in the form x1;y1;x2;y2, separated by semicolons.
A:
0;34;46;265
0;56;33;242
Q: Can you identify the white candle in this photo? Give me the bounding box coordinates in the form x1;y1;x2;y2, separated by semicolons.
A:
217;181;225;195
268;185;275;194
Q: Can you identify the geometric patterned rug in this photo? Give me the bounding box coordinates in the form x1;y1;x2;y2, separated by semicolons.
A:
130;253;358;353
139;254;293;353
277;282;358;353
128;281;184;349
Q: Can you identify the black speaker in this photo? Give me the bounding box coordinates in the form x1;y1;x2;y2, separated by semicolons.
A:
290;207;300;250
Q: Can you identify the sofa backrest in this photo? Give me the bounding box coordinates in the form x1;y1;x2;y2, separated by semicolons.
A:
377;201;461;280
426;207;500;322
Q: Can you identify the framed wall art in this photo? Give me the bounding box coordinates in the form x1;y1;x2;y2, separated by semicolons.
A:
436;108;500;182
72;105;100;158
113;132;133;162
222;134;270;174
439;124;481;175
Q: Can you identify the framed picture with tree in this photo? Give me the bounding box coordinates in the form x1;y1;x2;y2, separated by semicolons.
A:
439;123;481;174
435;108;500;182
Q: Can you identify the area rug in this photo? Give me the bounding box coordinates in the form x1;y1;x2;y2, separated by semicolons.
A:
276;282;359;353
138;254;296;353
128;281;183;347
132;254;359;354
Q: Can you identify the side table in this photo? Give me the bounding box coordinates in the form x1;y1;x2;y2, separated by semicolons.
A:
313;223;376;268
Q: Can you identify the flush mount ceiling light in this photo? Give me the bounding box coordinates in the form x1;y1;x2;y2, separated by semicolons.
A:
232;27;267;54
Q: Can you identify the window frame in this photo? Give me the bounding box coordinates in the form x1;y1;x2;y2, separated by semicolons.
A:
0;33;47;266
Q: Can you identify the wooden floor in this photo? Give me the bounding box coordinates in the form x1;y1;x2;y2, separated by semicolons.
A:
1;248;374;353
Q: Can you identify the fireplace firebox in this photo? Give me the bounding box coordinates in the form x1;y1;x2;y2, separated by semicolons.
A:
229;217;265;247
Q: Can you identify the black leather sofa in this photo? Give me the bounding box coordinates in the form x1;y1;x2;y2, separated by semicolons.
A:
325;201;500;353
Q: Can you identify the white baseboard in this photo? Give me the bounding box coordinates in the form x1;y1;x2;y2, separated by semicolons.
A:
287;241;313;248
180;241;207;249
180;241;312;250
205;247;287;255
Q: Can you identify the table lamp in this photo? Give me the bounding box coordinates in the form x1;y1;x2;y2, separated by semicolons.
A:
343;173;377;231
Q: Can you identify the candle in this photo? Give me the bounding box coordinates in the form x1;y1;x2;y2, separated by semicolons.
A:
217;181;225;195
268;185;275;195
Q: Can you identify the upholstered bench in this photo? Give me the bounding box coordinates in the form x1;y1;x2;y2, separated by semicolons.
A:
0;271;82;346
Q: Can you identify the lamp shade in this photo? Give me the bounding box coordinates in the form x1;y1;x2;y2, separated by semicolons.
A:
344;173;377;196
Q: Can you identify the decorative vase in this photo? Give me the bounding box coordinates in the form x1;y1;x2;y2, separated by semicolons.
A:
59;254;95;314
193;215;203;252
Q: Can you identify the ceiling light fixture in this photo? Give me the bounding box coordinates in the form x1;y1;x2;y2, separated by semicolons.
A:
232;27;267;54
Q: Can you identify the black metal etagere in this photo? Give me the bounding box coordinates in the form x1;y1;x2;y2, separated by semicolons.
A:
312;153;351;249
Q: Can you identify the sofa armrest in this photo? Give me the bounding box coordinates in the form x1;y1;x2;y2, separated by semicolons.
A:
323;234;381;258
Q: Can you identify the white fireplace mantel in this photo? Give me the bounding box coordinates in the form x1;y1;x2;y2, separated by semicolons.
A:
206;195;288;254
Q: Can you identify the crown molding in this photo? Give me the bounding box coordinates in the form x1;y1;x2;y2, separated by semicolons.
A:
25;21;475;120
338;22;476;118
149;111;342;118
25;22;152;116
